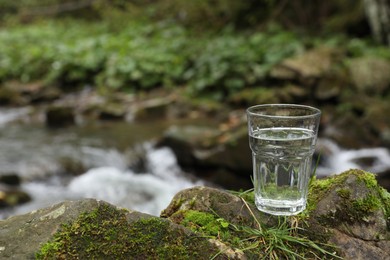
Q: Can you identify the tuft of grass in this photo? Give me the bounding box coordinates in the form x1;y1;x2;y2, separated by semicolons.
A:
231;198;342;259
183;194;342;259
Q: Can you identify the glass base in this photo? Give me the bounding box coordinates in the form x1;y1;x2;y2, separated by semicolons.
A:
255;198;306;216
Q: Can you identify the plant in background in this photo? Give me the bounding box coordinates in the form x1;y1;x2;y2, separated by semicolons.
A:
0;13;389;100
184;27;303;100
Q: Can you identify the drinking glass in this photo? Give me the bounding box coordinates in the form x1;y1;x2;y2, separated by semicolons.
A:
247;104;321;215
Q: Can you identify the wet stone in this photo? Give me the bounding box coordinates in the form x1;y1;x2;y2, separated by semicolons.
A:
0;174;21;186
45;106;75;128
98;102;128;120
0;186;31;208
270;47;339;81
348;57;390;94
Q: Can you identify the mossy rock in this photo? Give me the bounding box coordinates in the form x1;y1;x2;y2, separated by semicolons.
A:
270;47;340;82
161;186;274;229
1;199;103;259
132;97;172;121
347;57;390;95
160;187;341;259
0;199;222;259
162;170;390;259
157;124;253;189
307;169;390;243
36;203;220;259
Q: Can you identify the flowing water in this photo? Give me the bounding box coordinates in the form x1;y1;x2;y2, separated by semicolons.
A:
1;108;390;219
315;138;390;177
0;108;204;219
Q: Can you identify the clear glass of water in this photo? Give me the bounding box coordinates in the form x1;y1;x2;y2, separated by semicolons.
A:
246;104;321;216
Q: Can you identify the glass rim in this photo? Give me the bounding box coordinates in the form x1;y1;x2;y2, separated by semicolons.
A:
246;104;321;119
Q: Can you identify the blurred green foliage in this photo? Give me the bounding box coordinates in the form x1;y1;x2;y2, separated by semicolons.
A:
0;20;188;90
1;18;388;100
183;28;303;98
0;0;388;100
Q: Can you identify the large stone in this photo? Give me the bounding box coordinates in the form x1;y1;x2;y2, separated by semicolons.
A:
45;105;75;128
0;185;31;208
199;126;252;174
0;174;21;186
325;96;390;148
363;99;390;147
0;83;28;106
307;169;390;259
325;110;381;148
311;171;388;240
348;57;390;94
0;199;222;259
161;186;274;229
156;123;253;189
156;125;218;166
270;47;339;83
314;66;349;101
131;97;172;121
0;199;102;259
329;229;387;260
98;102;128;120
0;81;62;106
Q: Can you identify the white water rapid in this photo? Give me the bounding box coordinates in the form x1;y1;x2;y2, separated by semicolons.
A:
0;109;202;219
14;147;202;217
316;138;390;177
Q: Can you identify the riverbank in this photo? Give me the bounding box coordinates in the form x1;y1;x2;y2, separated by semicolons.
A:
1;89;390;220
1;15;390;147
0;17;390;219
0;20;389;148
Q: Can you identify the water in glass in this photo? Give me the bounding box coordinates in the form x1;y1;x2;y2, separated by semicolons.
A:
249;127;315;215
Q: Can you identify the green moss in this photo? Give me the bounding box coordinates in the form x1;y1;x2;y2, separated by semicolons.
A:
182;210;230;237
181;209;259;258
336;188;351;199
36;203;216;259
160;195;187;218
356;170;379;189
308;170;371;212
306;169;390;226
378;187;390;228
351;194;381;215
306;176;344;214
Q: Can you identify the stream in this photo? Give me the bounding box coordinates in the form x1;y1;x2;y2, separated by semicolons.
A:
1;107;390;219
0;108;206;219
